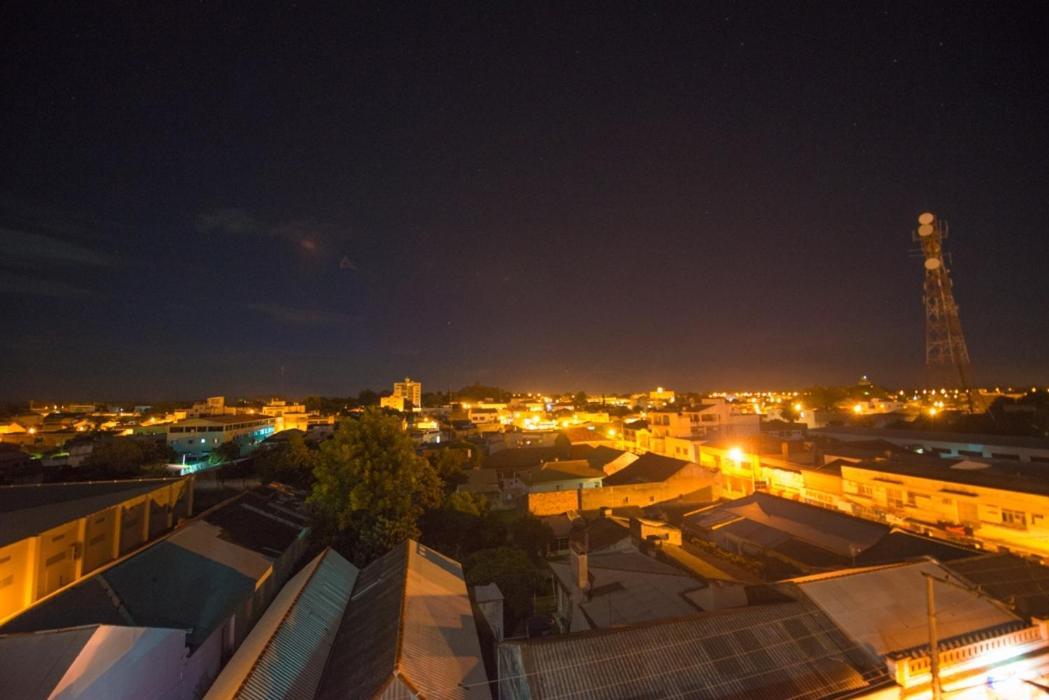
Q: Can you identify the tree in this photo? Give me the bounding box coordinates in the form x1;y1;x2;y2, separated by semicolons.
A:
506;513;555;562
255;432;317;487
429;448;468;490
464;547;545;628
309;408;442;565
418;493;506;560
356;389;379;406
572;391;589;410
211;441;241;465
80;437;176;480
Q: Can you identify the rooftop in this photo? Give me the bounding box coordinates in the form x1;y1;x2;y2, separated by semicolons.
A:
847;456;1049;497
204;548;359;700
315;540;490;700
498;601;891;699
1;485;309;649
0;478;186;548
484;444;594;470
549;547;704;629
786;559;1019;657
684;492;890;559
945;553;1049;618
0;625;186;700
527;459;604;484
602;452;691;486
812;425;1049;451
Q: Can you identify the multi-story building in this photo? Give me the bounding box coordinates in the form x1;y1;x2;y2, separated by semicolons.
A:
812;426;1049;464
0;477;193;623
839;458;1049;561
0;484;310;699
260;398;309;431
166;414;275;456
394;377;422;410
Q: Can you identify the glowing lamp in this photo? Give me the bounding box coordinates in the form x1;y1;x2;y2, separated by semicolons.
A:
727;447;744;463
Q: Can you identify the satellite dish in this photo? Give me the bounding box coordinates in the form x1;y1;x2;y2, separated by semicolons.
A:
918;212;935;225
924;258;941;270
918;224;934;237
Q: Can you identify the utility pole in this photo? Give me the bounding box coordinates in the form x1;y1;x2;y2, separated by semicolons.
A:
925;574;942;700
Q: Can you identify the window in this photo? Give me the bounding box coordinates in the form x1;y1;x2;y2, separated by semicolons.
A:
906;491;918;507
857;484;874;498
1002;509;1026;528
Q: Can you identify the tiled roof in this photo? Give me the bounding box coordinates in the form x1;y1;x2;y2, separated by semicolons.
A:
484;445;594;470
602;452;690;486
498;602;891;699
528;460;604;484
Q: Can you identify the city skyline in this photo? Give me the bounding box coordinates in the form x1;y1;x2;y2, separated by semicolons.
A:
3;4;1048;399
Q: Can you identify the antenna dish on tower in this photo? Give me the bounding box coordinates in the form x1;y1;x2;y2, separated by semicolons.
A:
918;212;935;225
924;258;941;270
918;224;934;237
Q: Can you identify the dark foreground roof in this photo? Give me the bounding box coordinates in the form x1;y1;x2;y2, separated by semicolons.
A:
852;530;979;567
498;601;891;699
684;492;890;559
484;445;594;470
315;540;490;700
945;553;1049;618
603;452;689;485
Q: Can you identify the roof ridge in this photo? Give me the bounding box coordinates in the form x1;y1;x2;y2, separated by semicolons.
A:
233;548;335;695
392;539;413;676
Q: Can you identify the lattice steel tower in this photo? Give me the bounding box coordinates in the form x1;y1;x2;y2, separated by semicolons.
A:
914;212;975;404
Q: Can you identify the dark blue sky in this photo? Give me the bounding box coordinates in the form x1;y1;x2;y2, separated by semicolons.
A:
2;2;1048;400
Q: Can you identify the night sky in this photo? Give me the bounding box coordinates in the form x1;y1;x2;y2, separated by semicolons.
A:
2;3;1048;400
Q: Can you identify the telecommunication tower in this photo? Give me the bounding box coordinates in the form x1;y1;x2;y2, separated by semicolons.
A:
914;212;975;408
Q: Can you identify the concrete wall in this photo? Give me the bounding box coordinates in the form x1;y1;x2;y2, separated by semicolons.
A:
527;476;717;516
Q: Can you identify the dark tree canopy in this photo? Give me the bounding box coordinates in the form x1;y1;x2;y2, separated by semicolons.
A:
308;408;442;565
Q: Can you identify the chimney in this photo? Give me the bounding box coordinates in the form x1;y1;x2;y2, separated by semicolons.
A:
570;534;590;596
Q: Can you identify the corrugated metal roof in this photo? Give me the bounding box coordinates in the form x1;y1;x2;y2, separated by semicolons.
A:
206;548;358;700
1;487;309;649
945;553;1049;618
499;601;890;699
789;559;1019;656
316;540;491;700
685;492;889;557
549;549;703;629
